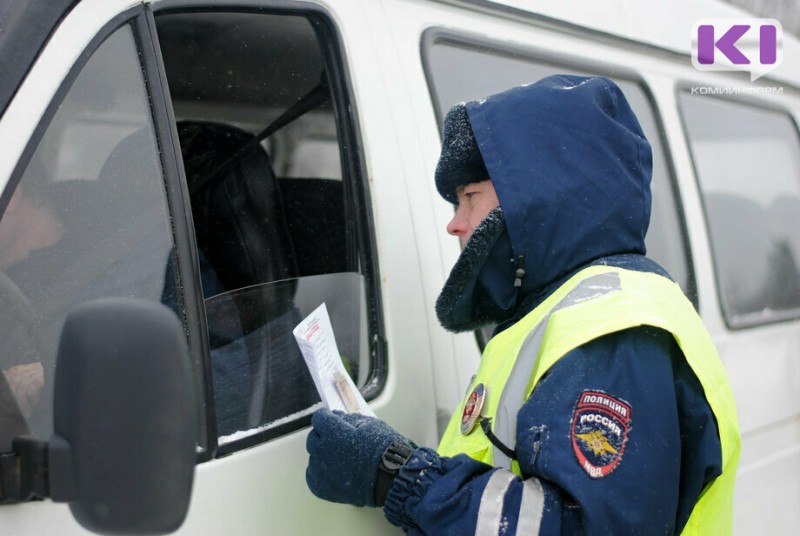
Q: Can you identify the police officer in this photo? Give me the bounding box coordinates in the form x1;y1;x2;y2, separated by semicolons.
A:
305;75;740;535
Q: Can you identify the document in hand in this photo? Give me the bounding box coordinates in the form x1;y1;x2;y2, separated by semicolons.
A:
293;303;375;417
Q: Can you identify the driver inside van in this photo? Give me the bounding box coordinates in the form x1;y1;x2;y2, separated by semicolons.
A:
0;177;62;421
305;75;740;535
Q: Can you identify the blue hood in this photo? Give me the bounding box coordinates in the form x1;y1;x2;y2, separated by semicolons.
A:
435;75;653;330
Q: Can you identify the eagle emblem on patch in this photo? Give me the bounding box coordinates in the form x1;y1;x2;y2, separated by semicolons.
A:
571;390;632;478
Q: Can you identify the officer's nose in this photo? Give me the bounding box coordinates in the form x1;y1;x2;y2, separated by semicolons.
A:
447;206;470;246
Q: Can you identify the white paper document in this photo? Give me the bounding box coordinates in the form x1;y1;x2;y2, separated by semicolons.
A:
293;303;375;417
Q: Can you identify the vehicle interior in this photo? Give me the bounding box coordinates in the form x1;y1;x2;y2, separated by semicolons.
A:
155;11;372;440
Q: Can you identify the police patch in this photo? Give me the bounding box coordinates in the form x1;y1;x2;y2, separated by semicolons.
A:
571;390;631;478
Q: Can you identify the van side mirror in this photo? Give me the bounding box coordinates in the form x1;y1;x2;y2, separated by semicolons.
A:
48;298;197;534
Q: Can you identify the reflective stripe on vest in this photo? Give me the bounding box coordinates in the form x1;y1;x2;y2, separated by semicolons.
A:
438;266;740;535
493;271;622;469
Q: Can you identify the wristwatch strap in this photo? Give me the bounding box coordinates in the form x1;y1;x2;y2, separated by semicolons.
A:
374;440;415;506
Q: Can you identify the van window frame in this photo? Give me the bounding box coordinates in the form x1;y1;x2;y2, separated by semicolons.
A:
0;7;213;457
149;2;387;457
676;84;800;330
140;7;215;459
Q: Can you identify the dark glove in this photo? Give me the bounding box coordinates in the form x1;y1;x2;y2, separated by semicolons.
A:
306;409;410;507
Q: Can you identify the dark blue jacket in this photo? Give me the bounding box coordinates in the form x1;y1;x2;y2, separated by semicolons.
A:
385;76;722;534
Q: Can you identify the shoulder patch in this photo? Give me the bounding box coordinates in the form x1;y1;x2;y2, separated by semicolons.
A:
571;390;632;478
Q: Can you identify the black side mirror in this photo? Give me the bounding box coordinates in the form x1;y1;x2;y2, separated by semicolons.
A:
48;298;197;534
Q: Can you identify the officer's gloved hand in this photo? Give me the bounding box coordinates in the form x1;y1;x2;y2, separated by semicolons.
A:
306;408;411;507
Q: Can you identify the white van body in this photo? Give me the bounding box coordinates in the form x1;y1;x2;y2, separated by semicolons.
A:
0;0;798;534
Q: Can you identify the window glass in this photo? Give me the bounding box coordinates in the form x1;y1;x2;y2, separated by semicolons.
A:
679;93;800;326
156;12;380;446
424;38;690;343
0;25;178;448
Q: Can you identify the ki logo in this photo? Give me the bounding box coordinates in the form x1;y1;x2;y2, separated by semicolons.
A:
691;19;783;82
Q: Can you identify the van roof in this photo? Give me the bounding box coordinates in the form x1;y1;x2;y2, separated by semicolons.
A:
1;0;798;118
448;0;750;54
442;0;800;88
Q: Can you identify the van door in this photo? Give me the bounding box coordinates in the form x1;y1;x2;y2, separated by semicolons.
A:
0;3;203;533
0;0;442;533
151;2;440;534
678;91;800;534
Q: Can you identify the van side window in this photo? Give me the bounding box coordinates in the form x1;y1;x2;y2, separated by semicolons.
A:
156;12;382;449
0;25;179;448
679;94;800;327
423;35;691;344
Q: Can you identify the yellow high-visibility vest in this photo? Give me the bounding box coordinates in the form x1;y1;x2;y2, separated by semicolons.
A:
438;266;740;535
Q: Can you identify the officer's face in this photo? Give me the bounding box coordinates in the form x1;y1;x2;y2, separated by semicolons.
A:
446;180;500;247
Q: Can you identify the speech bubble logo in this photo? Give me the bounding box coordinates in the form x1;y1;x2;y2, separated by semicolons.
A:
692;19;783;82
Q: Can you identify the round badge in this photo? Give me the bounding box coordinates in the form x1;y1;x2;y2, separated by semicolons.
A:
460;383;486;435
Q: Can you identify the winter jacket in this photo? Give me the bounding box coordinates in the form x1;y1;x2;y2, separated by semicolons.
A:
383;76;735;535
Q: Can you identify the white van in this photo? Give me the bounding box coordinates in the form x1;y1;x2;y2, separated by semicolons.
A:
0;0;798;534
